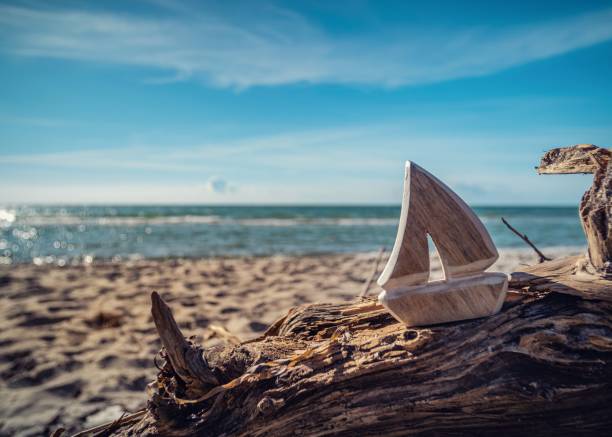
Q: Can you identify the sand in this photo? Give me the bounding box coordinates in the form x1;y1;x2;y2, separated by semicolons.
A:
0;247;582;436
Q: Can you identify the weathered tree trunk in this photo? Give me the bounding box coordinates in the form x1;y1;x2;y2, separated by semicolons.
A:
110;291;612;437
580;156;612;277
537;144;612;277
80;146;612;437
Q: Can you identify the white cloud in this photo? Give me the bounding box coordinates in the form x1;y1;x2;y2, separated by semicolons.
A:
0;2;611;88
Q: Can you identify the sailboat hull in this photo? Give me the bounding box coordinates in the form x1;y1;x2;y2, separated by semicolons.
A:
379;273;508;327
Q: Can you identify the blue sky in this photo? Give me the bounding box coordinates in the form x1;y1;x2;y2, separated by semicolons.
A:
0;0;611;205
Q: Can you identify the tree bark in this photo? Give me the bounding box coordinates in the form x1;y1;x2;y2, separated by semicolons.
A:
536;144;610;175
580;157;612;276
108;290;612;437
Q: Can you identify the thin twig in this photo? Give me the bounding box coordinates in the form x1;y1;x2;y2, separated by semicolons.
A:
501;217;551;263
360;247;385;297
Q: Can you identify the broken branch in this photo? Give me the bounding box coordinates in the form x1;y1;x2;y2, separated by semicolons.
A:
150;291;219;394
501;217;551;263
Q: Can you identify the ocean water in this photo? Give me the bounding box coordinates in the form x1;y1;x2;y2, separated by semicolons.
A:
0;205;585;265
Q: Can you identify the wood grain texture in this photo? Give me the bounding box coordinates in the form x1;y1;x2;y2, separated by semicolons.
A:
580;154;612;276
151;291;219;395
377;162;506;326
509;255;612;302
380;273;507;326
107;291;612;437
537;144;611;175
537;144;611;277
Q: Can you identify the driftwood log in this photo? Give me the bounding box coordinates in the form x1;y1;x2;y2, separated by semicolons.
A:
84;146;612;436
512;144;612;300
537;144;611;276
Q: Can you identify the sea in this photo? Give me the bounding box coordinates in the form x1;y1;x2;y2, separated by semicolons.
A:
0;205;585;265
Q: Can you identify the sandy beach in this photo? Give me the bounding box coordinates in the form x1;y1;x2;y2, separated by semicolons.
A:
0;247;581;436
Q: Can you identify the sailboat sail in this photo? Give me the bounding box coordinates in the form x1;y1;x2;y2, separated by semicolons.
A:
378;161;498;292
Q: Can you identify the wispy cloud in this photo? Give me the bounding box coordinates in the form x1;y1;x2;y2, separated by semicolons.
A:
0;124;378;172
0;2;611;88
0;117;605;205
1;116;610;175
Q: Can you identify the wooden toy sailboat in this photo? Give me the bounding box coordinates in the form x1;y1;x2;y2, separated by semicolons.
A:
378;162;508;326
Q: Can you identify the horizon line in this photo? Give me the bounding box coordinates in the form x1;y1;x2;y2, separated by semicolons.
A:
0;202;580;208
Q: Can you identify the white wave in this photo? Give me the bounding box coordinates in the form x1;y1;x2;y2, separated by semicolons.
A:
237;218;398;226
12;215;398;227
14;215;223;226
